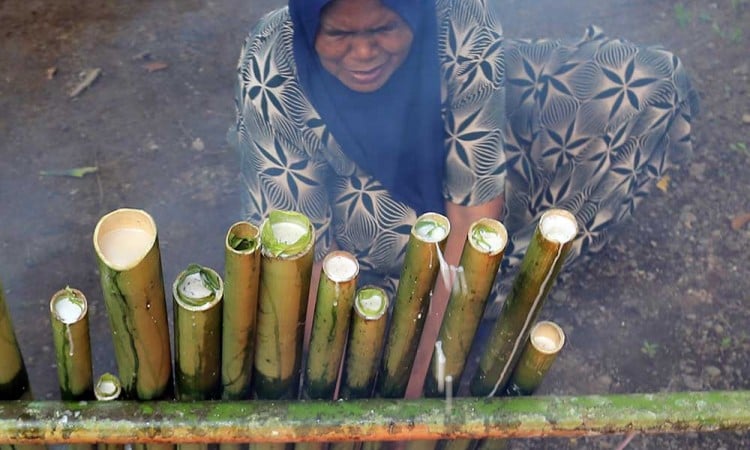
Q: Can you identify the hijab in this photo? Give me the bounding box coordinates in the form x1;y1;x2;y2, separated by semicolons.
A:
288;0;445;215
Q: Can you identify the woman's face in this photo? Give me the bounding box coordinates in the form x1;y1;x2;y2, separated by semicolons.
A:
315;0;413;93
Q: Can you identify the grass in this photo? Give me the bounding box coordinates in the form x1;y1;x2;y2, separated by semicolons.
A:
674;3;692;28
641;341;659;358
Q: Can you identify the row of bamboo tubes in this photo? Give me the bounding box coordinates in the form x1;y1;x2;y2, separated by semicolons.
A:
0;206;578;449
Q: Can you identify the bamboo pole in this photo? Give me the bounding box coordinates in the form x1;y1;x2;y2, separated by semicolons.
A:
340;287;389;400
504;321;565;397
470;209;577;397
424;219;507;398
49;287;94;401
0;279;31;401
222;221;261;401
93;208;173;400
378;213;450;398
173;264;224;401
0;392;749;443
94;373;124;450
253;210;315;400
302;251;359;401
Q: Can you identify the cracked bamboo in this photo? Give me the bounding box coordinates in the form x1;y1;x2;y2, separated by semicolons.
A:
49;287;93;401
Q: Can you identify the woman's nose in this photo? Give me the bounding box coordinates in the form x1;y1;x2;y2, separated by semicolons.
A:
349;33;378;60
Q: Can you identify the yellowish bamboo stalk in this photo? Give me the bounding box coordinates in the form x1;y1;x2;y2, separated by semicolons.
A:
49;287;93;401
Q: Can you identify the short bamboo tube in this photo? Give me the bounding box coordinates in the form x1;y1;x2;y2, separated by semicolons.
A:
49;287;93;401
95;373;124;450
505;321;565;396
93;208;172;400
0;278;31;401
470;209;577;397
378;213;450;398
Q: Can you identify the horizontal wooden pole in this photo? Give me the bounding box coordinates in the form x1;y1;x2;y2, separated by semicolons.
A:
1;391;749;444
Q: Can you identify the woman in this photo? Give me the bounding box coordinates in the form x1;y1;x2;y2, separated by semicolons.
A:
232;0;696;393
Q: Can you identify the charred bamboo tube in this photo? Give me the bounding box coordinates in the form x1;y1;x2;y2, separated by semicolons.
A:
253;210;314;401
93;208;172;400
2;392;750;443
302;251;359;400
0;279;31;401
424;219;507;398
504;321;565;396
173;264;224;401
470;209;577;397
340;287;389;400
221;221;261;401
378;213;450;398
94;373;124;450
49;287;93;401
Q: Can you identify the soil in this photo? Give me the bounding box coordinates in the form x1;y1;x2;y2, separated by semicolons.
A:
0;0;748;449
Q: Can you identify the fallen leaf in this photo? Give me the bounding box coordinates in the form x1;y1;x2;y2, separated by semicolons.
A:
742;113;750;124
46;67;58;80
69;68;101;98
143;61;168;72
730;213;750;231
656;175;671;193
40;166;99;178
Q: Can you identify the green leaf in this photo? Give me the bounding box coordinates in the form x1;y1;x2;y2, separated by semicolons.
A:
228;233;258;252
260;210;313;257
40;166;98;178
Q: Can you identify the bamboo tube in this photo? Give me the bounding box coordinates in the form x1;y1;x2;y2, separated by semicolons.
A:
302;251;359;400
504;321;565;396
470;209;577;397
424;219;507;398
173;264;224;401
339;287;389;400
378;213;450;398
94;373;124;450
222;221;261;401
49;287;93;401
253;210;314;401
437;441;474;450
93;208;172;400
0;279;31;401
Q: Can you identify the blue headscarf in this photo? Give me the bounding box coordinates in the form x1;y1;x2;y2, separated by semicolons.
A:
289;0;445;215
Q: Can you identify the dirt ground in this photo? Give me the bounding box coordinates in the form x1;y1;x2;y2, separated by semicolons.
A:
0;0;748;448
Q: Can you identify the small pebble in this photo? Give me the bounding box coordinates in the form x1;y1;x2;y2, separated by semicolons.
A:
705;366;721;377
742;113;750;124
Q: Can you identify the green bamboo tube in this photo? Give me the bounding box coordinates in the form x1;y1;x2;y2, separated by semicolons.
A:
437;440;474;450
49;287;93;401
253;210;314;401
222;221;261;401
473;440;506;450
339;287;389;400
173;264;224;401
504;321;565;396
378;213;450;398
95;373;124;450
424;219;507;398
93;208;172;400
470;209;577;397
0;279;31;401
302;251;359;400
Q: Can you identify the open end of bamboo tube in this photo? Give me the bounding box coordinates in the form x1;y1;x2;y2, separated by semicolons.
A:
530;321;565;354
539;209;578;244
93;208;157;271
94;373;122;401
260;210;314;258
468;218;508;255
323;251;359;283
412;213;450;243
354;286;388;320
173;265;224;311
50;288;87;324
226;221;260;254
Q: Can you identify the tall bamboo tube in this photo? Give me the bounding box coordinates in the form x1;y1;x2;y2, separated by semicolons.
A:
253;210;314;400
0;279;31;401
504;321;565;396
173;264;224;401
221;221;261;401
95;373;124;450
424;219;507;398
302;251;359;400
470;209;577;397
49;287;93;401
93;208;172;400
378;213;450;398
